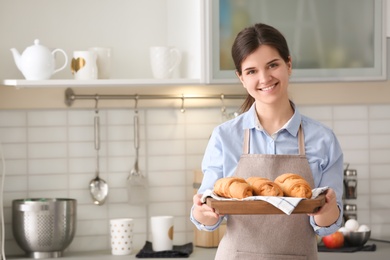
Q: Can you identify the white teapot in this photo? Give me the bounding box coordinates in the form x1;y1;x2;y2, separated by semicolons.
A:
11;39;68;80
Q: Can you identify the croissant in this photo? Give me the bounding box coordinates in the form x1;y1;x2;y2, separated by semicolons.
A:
274;173;312;199
246;177;283;196
214;177;253;199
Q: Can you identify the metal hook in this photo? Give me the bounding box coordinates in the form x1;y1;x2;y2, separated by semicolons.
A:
180;94;186;113
134;94;139;114
94;94;99;114
220;94;226;115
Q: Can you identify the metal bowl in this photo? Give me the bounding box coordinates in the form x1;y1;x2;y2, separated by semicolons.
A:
343;230;370;247
12;198;77;259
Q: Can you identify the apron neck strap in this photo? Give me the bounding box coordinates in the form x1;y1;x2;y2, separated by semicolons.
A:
243;125;305;155
243;129;250;154
298;125;305;156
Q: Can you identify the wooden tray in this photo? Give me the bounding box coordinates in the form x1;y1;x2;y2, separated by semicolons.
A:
206;194;326;215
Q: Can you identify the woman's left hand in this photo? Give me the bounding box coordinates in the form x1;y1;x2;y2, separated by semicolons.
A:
307;188;340;227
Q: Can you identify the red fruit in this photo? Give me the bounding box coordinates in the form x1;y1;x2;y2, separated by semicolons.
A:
322;232;344;249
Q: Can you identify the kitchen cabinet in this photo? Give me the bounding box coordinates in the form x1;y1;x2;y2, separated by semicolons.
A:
0;0;203;87
205;0;387;83
387;0;390;37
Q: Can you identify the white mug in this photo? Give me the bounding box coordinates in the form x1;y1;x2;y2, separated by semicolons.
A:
89;47;111;79
150;46;181;79
150;216;174;251
110;218;134;255
71;50;98;80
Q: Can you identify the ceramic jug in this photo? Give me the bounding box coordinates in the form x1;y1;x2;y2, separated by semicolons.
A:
10;39;68;80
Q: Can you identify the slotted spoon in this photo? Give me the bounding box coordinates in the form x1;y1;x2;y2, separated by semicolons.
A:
127;101;148;205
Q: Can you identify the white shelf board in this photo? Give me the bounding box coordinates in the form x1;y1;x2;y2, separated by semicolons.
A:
2;79;201;88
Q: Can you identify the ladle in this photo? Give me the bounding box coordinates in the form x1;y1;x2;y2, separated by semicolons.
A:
89;96;108;205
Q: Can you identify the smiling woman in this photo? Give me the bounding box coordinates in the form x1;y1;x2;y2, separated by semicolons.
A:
191;23;344;260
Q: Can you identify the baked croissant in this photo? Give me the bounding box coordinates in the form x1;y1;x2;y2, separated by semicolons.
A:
246;177;283;196
274;173;312;199
214;177;253;199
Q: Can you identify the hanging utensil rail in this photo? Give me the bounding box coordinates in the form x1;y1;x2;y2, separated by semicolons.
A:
65;88;246;107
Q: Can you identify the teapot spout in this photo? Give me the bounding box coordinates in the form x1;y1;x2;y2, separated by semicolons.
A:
10;48;22;71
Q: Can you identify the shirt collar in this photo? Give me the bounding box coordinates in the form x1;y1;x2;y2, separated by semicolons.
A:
242;101;302;137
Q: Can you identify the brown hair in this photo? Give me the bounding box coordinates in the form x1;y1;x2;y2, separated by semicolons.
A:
231;23;290;113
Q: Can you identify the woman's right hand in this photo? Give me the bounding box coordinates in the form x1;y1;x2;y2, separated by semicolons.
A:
192;194;223;226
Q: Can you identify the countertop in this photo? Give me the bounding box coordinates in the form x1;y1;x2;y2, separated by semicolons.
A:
6;240;390;260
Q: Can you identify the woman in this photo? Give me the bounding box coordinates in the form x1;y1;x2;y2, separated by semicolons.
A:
190;23;343;259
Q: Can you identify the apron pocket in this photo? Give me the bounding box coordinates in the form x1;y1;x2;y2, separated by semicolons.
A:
236;251;307;260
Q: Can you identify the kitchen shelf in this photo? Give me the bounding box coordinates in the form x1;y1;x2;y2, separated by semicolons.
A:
2;78;202;88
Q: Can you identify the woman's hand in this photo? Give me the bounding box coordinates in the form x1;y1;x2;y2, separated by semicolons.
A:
308;188;340;227
192;194;223;226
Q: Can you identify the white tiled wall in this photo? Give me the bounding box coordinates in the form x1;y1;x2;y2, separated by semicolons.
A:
1;104;390;256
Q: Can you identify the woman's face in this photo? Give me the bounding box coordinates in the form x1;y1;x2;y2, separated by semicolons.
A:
237;45;292;105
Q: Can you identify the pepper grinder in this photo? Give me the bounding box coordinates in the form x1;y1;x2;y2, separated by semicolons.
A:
344;165;357;199
343;164;358;222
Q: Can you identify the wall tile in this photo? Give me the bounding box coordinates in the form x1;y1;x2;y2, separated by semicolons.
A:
1;159;27;175
333;105;368;120
68;110;106;125
370;149;390;164
0;127;26;143
107;125;132;141
28;143;67;158
369;119;390;134
29;158;67;174
0;111;26;127
333;120;369;135
28;110;67;126
28;127;67;142
3;176;27;192
298;105;333;121
147;125;185;140
68;126;94;142
369;105;390;119
148;140;185;155
1;143;26;159
28;174;68;190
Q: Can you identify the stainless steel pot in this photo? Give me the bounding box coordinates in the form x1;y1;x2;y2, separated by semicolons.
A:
12;198;77;259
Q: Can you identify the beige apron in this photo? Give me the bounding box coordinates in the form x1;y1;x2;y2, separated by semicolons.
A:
215;126;318;260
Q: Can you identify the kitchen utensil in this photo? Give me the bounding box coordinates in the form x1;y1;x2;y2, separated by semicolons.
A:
127;97;148;205
12;198;77;259
89;98;108;205
10;39;68;80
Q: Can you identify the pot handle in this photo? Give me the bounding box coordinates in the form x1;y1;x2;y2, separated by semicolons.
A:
52;48;68;75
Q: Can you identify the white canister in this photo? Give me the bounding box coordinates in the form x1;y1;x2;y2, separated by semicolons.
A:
71;50;98;80
110;218;134;255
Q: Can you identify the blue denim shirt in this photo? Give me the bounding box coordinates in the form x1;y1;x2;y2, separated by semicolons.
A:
190;102;344;237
